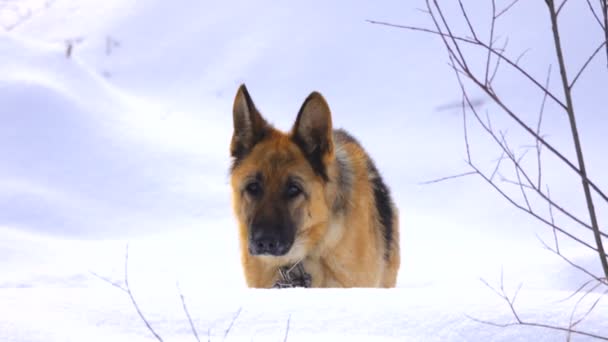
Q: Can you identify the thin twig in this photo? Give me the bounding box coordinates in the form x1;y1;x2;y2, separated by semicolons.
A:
177;282;200;342
283;314;292;342
586;0;605;28
570;41;607;89
557;278;597;303
418;171;477;185
567;283;607;340
462;92;472;162
485;0;497;85
496;0;521;18
91;245;164;342
223;307;242;341
123;245;164;342
458;0;478;41
90;271;127;292
539;237;607;285
514;48;531;66
570;282;606;328
536;65;551;189
557;0;569;15
546;187;560;254
489;37;509;85
490;152;507;182
602;0;608;68
430;0;471;72
365;20;476;44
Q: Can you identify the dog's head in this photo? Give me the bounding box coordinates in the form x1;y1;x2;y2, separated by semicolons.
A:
229;84;334;264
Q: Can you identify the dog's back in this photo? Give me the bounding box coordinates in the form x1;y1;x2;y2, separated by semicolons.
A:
305;128;400;287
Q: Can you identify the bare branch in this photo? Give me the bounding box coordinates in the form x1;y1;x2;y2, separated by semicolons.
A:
536;65;551;189
177;282;200;342
123;245;164;342
434;3;608;204
469;161;600;253
485;0;497;86
91;245;164;341
418;171;477;185
283;314;292;342
570;282;606;328
499;134;533;211
513;48;531;67
467;315;608;340
461;91;472;162
429;0;471;72
365;20;475;44
223;307;242;341
489;37;509;85
546;0;608;279
457;65;608;240
370;14;608;205
546;187;560;253
602;0;608;68
570;41;607;89
585;0;605;29
472;275;608;340
458;0;478;41
557;278;597;303
1;0;57;31
496;0;521;19
539;237;607;285
368;19;567;110
89;271;127;292
557;0;569;15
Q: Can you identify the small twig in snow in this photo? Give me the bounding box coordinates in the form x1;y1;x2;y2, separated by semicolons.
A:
223;307;242;341
283;314;292;342
177;282;200;342
90;245;164;342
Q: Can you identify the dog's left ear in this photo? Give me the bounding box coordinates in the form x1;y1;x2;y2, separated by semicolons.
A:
291;91;334;180
231;84;269;161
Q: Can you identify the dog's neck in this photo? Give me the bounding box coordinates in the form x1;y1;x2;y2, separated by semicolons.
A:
273;261;311;288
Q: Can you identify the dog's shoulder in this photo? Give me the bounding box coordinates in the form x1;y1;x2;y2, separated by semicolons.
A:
332;127;396;260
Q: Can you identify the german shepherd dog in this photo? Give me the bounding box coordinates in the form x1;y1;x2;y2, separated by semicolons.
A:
229;84;400;288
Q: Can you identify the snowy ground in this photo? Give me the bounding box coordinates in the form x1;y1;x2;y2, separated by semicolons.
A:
1;0;607;341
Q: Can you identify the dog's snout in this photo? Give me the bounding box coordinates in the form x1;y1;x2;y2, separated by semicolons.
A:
249;230;289;256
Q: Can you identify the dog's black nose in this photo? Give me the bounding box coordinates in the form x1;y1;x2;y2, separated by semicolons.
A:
249;233;289;256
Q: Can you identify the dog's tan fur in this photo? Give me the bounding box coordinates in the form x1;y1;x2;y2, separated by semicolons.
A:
229;84;400;288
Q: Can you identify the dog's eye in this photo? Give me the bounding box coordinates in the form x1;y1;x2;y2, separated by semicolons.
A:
286;183;302;199
245;182;262;197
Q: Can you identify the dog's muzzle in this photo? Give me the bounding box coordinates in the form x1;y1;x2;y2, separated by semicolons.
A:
249;230;292;256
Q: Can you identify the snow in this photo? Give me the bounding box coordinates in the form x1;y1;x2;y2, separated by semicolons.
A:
0;286;606;342
1;0;607;341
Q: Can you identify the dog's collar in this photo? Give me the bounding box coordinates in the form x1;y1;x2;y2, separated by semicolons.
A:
273;260;311;288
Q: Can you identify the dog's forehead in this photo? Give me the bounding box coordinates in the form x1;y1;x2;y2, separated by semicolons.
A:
247;137;313;178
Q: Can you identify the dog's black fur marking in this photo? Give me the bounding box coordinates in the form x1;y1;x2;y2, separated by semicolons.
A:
368;158;394;261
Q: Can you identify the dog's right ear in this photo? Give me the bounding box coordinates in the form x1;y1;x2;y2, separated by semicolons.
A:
231;84;268;161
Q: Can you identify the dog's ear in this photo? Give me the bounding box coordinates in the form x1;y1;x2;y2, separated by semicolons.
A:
231;84;268;161
291;91;334;180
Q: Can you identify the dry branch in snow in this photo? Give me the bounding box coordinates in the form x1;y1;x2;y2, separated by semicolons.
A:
369;0;608;339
